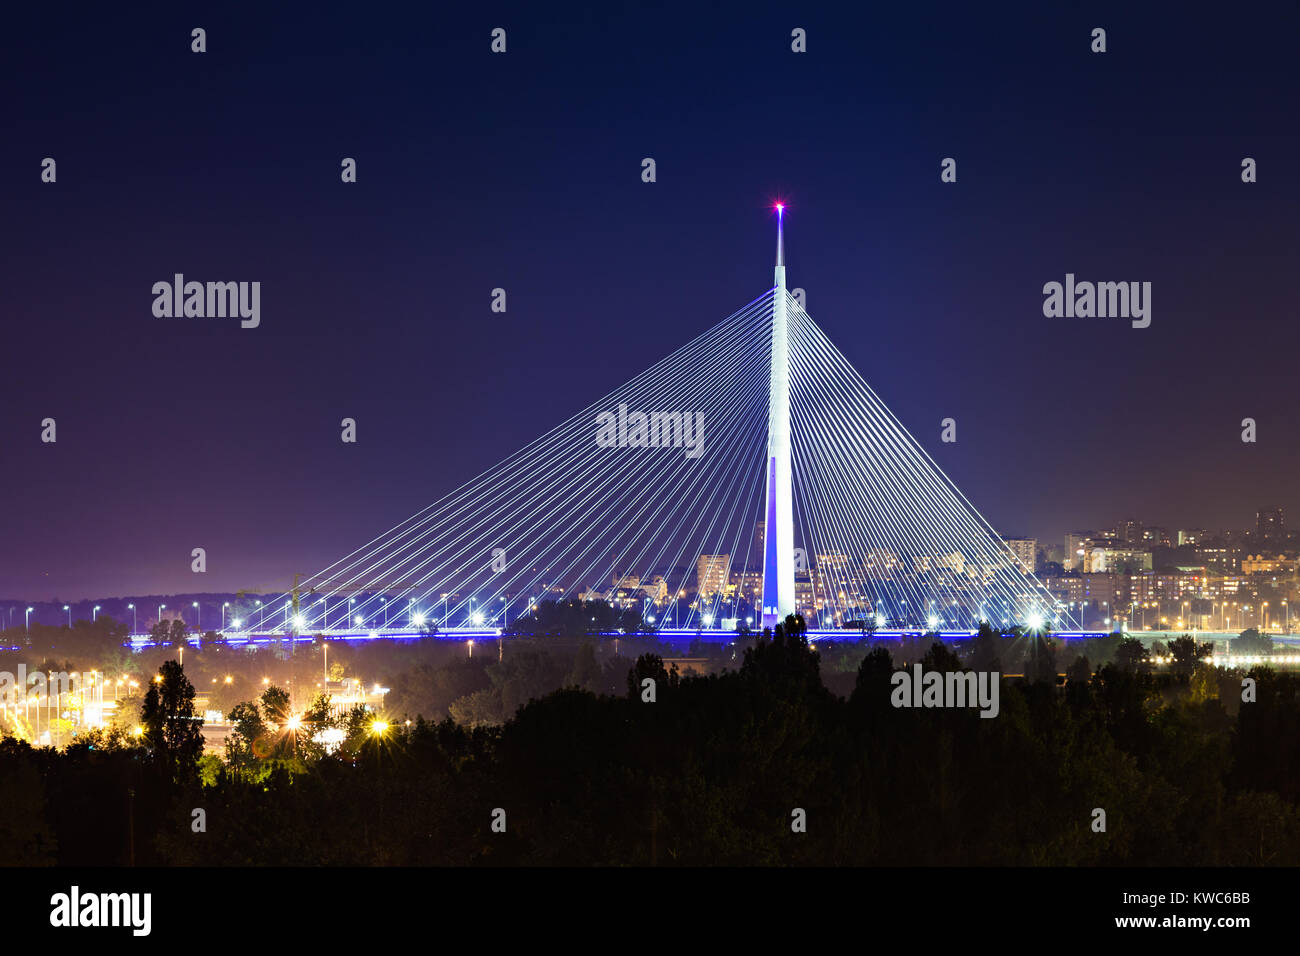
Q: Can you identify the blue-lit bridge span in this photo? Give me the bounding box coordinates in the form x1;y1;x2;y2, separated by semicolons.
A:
127;627;1114;650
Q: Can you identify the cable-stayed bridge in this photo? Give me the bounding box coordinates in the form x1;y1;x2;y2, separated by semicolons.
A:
219;212;1079;645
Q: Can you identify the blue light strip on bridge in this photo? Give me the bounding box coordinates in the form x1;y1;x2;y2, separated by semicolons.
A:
124;627;1111;648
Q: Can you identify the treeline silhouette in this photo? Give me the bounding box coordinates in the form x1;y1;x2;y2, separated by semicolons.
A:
1;618;1297;866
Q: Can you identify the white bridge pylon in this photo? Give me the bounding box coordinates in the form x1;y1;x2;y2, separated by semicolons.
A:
270;215;1070;636
761;204;795;628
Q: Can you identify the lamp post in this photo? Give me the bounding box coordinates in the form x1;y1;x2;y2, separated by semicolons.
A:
222;602;230;630
63;605;71;626
193;601;200;631
25;607;34;633
157;604;166;626
128;603;137;632
93;605;101;622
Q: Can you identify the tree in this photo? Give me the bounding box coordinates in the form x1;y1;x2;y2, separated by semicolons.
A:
260;685;292;725
1115;637;1150;673
848;646;895;718
293;692;339;761
920;640;962;673
627;653;676;699
740;614;822;690
147;618;189;647
224;700;267;771
448;687;502;728
969;622;1003;672
0;741;56;864
1066;655;1092;685
1167;634;1213;677
1025;635;1058;684
567;643;602;691
1233;627;1273;656
1188;662;1219;703
138;659;204;784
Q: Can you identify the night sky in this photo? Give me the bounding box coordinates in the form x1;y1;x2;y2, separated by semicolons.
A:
3;2;1298;601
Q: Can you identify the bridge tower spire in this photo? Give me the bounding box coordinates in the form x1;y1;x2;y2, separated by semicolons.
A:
761;205;796;629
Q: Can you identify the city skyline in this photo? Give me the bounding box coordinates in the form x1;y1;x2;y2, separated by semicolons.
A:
2;503;1294;607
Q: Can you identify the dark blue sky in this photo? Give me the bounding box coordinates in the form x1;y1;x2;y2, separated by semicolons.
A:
3;2;1298;600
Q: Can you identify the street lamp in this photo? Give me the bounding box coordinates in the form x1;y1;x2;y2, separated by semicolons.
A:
158;604;166;626
63;605;71;626
193;601;200;630
128;604;137;632
93;605;101;622
25;607;33;633
222;602;230;630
